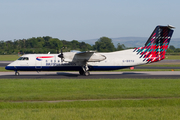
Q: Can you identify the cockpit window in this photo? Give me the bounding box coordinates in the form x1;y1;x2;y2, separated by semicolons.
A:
18;57;23;60
18;57;29;60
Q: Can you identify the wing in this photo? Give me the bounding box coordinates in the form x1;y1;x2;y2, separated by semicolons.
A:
72;51;106;62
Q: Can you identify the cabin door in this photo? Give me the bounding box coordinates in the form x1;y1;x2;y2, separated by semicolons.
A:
35;56;42;69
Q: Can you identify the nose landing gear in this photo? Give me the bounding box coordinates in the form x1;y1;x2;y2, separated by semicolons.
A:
15;71;19;76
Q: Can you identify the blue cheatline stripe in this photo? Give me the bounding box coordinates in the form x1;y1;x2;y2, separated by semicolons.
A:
5;66;131;71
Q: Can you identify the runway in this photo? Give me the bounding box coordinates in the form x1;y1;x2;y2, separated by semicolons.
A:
0;71;180;79
0;61;13;67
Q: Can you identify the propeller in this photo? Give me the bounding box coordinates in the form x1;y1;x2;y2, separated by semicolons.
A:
58;47;64;62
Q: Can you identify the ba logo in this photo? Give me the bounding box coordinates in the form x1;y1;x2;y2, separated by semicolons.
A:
36;56;53;61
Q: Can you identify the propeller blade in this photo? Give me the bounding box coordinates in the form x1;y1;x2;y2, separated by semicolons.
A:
58;47;64;62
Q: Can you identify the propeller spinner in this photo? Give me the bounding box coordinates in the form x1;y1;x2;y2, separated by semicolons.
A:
58;47;64;62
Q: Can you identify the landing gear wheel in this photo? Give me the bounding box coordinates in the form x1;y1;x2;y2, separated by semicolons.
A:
79;70;84;75
84;71;90;76
15;71;19;76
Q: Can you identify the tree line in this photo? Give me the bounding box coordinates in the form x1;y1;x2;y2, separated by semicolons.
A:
166;45;180;54
0;36;178;55
0;36;126;55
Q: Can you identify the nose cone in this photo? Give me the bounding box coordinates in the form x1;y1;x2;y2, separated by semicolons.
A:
5;65;15;70
5;62;16;70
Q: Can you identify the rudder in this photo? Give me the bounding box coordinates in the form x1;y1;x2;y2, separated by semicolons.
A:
134;25;174;63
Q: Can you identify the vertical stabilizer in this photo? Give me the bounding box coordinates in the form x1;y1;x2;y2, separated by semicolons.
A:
134;25;174;63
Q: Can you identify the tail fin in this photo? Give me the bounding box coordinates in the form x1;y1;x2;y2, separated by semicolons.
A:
134;25;174;63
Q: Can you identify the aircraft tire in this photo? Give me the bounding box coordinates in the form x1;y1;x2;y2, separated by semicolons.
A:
84;71;90;76
15;72;19;76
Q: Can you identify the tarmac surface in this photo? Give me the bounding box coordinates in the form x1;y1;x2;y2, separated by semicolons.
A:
1;60;180;79
0;61;12;67
0;71;180;79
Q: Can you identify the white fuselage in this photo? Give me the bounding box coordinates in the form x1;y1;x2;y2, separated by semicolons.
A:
5;49;147;71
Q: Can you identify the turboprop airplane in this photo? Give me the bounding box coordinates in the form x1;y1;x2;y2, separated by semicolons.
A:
5;25;175;76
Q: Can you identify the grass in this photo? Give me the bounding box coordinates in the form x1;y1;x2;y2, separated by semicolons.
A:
0;79;180;101
0;67;6;71
0;99;179;120
165;55;180;60
0;99;180;120
0;55;20;61
0;78;180;119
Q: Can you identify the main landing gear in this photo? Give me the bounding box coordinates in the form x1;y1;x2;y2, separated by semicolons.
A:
79;64;90;76
15;71;20;76
79;70;90;76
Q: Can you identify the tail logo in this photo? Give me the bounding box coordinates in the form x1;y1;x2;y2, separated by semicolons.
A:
133;25;174;63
